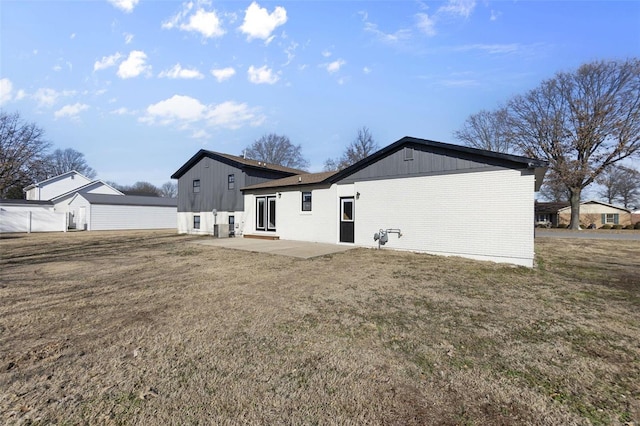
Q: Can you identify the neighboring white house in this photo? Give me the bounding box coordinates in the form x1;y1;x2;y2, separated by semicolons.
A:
0;199;65;233
1;170;177;233
68;193;177;231
24;170;94;201
241;137;547;267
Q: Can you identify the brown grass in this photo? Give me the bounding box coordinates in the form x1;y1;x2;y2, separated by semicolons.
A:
1;231;638;425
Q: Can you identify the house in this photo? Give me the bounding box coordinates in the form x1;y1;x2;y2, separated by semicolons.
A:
171;150;303;235
556;200;632;228
534;201;569;227
241;136;547;267
67;193;177;231
1;170;177;233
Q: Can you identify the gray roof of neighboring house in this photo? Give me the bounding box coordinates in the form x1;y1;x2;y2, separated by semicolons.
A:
77;193;177;207
0;199;54;206
171;149;305;179
535;201;570;214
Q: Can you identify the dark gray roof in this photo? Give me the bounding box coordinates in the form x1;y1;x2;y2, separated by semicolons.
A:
79;194;177;207
242;136;548;192
328;136;548;184
171;149;305;179
242;171;338;191
0;199;53;206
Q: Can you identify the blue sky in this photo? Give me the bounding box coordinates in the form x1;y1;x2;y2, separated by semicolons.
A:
1;0;639;187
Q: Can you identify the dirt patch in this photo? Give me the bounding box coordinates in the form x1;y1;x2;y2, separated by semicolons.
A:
1;231;638;424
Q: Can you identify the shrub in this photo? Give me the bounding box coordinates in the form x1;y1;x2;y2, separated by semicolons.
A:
625;224;635;229
635;222;640;230
612;224;624;229
556;223;569;229
600;224;612;230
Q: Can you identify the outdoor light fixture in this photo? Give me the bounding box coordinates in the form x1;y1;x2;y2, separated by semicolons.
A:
356;192;360;199
277;192;281;198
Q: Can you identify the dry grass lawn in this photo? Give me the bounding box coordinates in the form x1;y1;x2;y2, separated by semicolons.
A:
1;231;638;425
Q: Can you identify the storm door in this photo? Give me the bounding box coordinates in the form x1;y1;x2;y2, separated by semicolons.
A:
339;197;354;243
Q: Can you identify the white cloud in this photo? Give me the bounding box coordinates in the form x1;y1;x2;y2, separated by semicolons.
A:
54;103;89;119
33;88;75;107
321;49;332;58
416;13;436;36
490;10;501;21
141;95;206;125
438;0;476;18
163;3;225;38
159;63;204;79
124;32;134;44
239;2;287;43
117;50;150;79
364;21;412;45
325;59;346;74
283;41;298;66
0;78;13;105
191;129;211;139
107;0;139;13
70;33;76;39
15;89;26;101
363;66;372;74
455;43;520;54
140;95;264;130
94;52;122;71
111;107;133;115
205;101;265;129
247;65;279;84
211;67;236;82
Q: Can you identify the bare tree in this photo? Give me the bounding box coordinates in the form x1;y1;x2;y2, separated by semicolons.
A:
123;181;161;196
244;134;309;170
44;148;96;179
0;111;51;197
506;59;640;229
324;126;379;171
454;108;516;154
538;170;571;202
159;181;178;198
597;165;640;208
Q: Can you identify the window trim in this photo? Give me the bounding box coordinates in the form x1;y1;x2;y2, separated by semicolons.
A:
193;179;200;193
301;191;312;212
228;174;235;190
604;213;618;224
193;215;201;229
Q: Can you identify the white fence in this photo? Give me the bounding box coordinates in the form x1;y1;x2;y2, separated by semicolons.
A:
0;210;66;233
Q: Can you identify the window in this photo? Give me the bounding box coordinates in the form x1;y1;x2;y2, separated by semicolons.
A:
228;174;235;190
302;191;312;211
604;213;619;224
404;147;414;161
193;179;200;193
193;215;201;229
341;198;354;222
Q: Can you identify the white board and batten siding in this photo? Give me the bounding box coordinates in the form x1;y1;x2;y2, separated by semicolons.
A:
68;194;177;231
